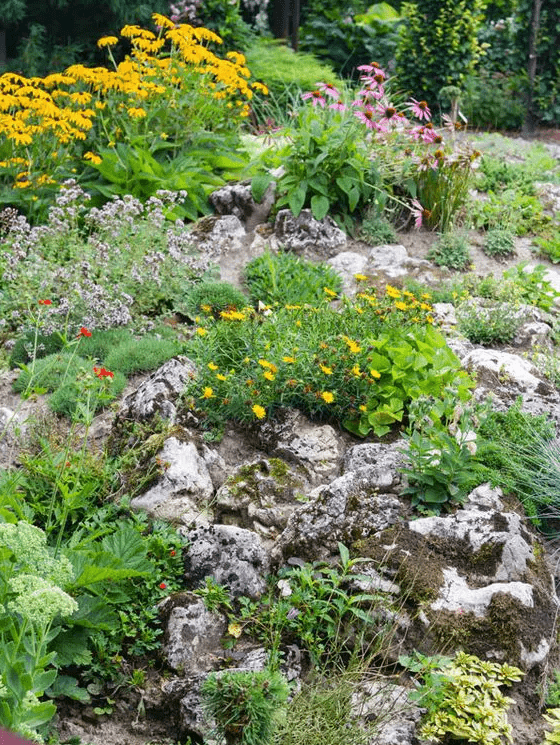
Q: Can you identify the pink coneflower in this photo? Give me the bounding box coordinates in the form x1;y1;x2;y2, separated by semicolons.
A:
329;101;347;111
407;98;431;121
355;85;384;103
302;90;326;107
354;107;378;130
377;104;400;128
410;199;424;229
316;82;340;99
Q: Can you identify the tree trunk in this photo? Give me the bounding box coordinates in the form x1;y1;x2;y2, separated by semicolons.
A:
523;0;542;135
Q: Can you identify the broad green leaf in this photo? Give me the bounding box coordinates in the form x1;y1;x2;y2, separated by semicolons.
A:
251;173;274;203
311;195;330;220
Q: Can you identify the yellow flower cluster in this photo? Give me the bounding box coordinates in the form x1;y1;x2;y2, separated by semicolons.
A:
0;14;265;190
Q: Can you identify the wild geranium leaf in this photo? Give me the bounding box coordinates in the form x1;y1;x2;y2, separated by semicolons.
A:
251;173;274;203
48;674;91;703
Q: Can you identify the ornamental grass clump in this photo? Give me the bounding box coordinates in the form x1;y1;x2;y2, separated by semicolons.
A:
185;281;472;438
202;669;289;745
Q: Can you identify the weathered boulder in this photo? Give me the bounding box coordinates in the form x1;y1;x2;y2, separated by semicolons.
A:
273;209;347;256
129;436;214;524
189;215;246;256
459;346;560;419
214;457;307;542
116;357;195;424
327;251;368;295
182;524;270;598
209;181;275;231
368;243;432;280
272;442;406;563
159;592;227;673
355;484;558;673
257;408;343;487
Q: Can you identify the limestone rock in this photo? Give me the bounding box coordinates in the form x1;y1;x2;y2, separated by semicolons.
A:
209;181;275;231
327;251;368;295
189;215;246;256
214;457;307;542
273;209;347;256
273;442;406;563
182;524;270;598
257;408;343;487
130;437;214;524
159;593;227;673
368;243;432;279
116;357;195;424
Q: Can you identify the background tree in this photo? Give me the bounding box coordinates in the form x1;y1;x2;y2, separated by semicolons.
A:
394;0;488;110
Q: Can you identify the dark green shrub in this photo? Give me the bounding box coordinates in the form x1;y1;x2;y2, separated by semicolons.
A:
483;228;516;259
181;281;249;319
103;336;182;376
358;210;397;245
476;156;535;196
395;0;487;107
244;251;343;306
462;72;525;131
427;233;471;270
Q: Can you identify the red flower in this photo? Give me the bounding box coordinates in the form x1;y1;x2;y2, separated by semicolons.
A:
93;366;114;379
159;582;167;590
78;326;92;338
38;299;52;305
169;550;176;556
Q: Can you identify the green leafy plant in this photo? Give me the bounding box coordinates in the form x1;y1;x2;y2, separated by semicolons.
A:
395;0;487;107
483;228;516;259
543;708;560;743
358;208;397;245
201;669;289;745
234;543;397;670
427;232;471;270
244;251;343;307
400;650;523;744
399;390;487;514
502;263;560;312
456;299;523;346
471;189;549;236
534;233;560;264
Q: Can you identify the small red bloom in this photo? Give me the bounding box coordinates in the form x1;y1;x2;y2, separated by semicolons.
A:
93;366;114;379
169;550;176;556
78;327;92;338
159;582;167;590
38;299;52;305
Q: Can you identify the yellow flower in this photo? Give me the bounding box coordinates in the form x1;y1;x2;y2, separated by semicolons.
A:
395;301;408;311
208;362;218;371
321;391;334;404
351;365;361;376
252;404;266;419
258;359;277;373
323;287;337;298
202;387;214;398
282;356;296;364
97;36;119;48
220;309;246;321
320;364;333;375
386;285;401;299
83;151;102;165
420;302;433;311
370;369;381;379
216;373;227;381
196;327;207;336
127;107;146;119
228;621;243;638
264;371;275;381
342;336;361;353
354;274;368;281
359;405;367;412
160;132;169;140
152;13;176;29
